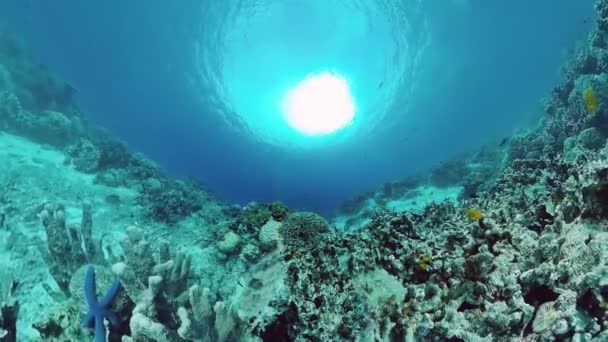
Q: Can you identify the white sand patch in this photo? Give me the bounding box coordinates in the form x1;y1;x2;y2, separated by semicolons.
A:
386;185;462;213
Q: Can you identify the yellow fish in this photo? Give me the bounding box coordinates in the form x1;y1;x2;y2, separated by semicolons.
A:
417;255;433;271
583;87;599;113
466;208;484;221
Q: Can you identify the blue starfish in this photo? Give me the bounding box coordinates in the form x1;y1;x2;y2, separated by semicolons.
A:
82;265;122;342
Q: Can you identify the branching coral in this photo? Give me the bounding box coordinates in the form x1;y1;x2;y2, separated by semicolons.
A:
112;226;242;341
39;201;103;293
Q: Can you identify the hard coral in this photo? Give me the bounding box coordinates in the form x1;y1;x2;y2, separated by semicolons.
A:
242;203;272;229
40;202;103;293
138;180;204;224
281;212;331;251
112;226;244;342
269;201;290;221
64;138;102;173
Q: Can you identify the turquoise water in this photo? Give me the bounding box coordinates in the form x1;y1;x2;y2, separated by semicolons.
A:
0;0;593;214
2;1;608;341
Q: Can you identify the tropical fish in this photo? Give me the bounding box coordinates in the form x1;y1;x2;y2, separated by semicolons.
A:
466;208;484;221
583;87;599;113
417;255;433;271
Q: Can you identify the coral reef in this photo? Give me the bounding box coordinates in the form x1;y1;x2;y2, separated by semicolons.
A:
0;279;19;341
280;212;331;251
113;226;243;342
39;202;103;294
5;0;608;341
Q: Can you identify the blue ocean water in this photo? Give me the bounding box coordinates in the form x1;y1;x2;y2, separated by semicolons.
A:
0;0;595;215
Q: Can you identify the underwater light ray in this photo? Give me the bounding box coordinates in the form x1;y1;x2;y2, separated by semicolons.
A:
192;0;429;148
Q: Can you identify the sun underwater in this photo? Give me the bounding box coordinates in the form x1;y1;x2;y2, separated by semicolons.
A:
280;71;356;136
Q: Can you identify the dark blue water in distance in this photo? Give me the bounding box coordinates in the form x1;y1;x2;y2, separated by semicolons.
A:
0;0;595;215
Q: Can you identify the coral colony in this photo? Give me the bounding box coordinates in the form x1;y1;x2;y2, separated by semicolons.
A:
3;1;608;341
